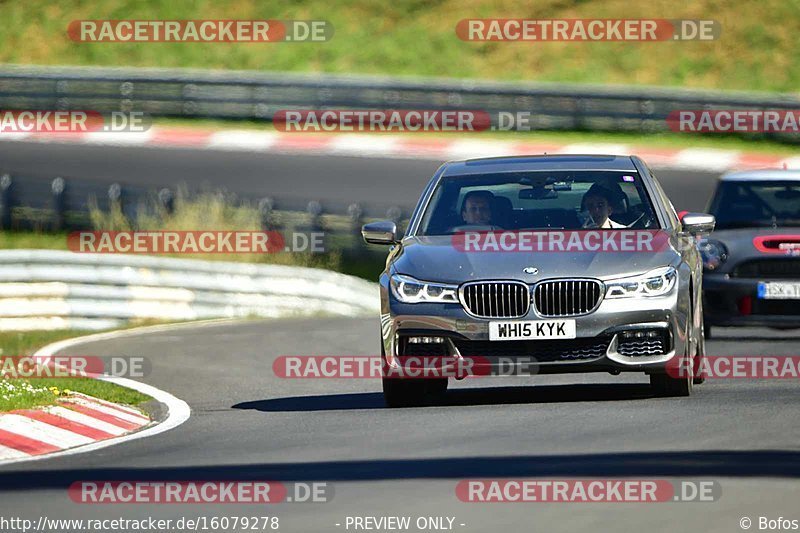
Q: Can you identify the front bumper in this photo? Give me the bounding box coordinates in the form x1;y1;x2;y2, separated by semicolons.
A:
381;289;687;375
704;273;800;327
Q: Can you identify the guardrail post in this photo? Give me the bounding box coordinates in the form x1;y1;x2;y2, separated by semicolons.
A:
387;206;404;238
347;202;364;251
158;188;174;216
51;177;66;231
307;200;324;232
259;197;275;230
0;174;12;230
108;183;128;225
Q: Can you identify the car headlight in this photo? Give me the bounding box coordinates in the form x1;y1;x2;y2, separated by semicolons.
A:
698;239;728;271
605;266;677;298
390;274;459;303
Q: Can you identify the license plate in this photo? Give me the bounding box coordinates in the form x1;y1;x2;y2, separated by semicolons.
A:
758;281;800;300
489;319;576;341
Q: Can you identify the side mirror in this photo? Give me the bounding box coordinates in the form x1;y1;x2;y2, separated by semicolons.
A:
362;220;399;245
681;212;715;236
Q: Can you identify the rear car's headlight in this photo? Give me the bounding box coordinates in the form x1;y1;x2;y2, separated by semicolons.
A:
390;274;459;303
698;239;728;271
605;266;677;298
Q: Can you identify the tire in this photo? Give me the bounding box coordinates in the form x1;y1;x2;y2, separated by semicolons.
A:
650;369;692;397
651;316;695;397
382;377;426;408
380;341;448;408
382;376;448;408
694;303;707;385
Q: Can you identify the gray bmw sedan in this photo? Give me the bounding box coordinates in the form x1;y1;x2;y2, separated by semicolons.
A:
363;155;715;407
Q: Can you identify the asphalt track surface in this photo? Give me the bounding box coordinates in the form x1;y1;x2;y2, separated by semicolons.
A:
0;142;797;532
0;319;798;532
0;141;717;212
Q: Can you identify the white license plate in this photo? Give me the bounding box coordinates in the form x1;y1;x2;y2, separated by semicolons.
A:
489;319;576;341
758;281;800;300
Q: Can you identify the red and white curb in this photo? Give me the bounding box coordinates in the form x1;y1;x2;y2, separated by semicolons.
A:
2;128;798;173
0;393;150;460
0;322;200;466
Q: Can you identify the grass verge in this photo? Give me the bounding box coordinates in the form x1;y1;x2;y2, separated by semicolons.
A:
1;0;798;92
0;328;154;413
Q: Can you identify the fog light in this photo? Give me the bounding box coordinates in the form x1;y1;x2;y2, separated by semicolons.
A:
408;336;446;344
621;329;663;339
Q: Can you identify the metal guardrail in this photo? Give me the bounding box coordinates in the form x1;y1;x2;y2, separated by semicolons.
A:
1;64;800;137
0;171;409;233
2;64;799;229
0;249;380;330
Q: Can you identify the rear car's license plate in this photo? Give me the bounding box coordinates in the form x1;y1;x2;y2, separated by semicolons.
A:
757;281;800;300
489;319;576;341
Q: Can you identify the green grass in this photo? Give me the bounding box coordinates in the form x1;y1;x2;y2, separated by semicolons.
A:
0;329;95;356
0;378;151;412
0;329;152;412
0;0;798;92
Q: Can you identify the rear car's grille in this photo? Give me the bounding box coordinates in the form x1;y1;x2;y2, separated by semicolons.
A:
732;259;800;279
533;279;603;317
752;300;800;316
453;336;612;362
460;281;530;318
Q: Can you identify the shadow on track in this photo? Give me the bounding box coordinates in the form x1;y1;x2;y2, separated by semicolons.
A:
1;450;799;491
232;383;657;412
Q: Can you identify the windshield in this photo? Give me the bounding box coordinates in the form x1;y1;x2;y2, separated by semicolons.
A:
709;180;800;229
416;170;660;235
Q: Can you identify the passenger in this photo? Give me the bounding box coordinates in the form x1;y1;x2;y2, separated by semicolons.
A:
582;184;625;228
460;190;494;225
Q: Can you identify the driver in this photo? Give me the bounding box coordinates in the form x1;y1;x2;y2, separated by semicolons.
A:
461;190;494;225
582;184;625;228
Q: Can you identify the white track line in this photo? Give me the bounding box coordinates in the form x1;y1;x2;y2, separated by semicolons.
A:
207;130;278;151
559;143;630;155
69;393;148;418
0;443;31;460
44;406;129;436
673;148;741;171
60;397;148;425
0;415;94;447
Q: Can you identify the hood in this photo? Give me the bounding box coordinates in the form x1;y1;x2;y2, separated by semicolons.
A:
393;235;681;284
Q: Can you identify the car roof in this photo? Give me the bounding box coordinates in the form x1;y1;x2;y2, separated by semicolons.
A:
441;154;637;176
720;169;800;182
